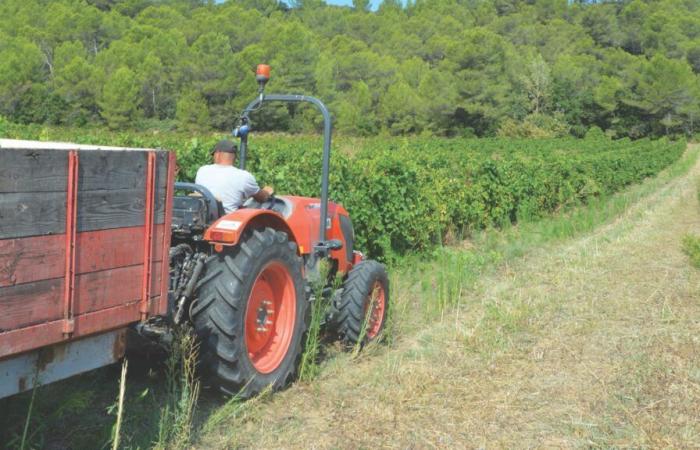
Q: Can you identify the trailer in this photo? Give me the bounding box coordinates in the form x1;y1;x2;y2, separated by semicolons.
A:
0;139;174;399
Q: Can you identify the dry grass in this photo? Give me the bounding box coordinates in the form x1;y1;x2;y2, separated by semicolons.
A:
195;148;700;448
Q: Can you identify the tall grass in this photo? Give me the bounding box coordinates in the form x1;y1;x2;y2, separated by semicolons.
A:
154;329;200;450
111;359;128;450
19;371;39;450
299;262;335;382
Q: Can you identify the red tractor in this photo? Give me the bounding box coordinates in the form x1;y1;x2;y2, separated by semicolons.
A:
167;65;389;396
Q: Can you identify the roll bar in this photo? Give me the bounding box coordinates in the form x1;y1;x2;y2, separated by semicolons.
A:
235;93;333;255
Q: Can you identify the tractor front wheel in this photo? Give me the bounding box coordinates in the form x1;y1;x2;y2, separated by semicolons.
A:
336;260;389;346
190;228;308;397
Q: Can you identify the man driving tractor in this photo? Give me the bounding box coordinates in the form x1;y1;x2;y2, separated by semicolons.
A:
195;139;274;213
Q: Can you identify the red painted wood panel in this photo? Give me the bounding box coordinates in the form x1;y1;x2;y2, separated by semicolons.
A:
0;320;64;357
73;302;141;338
153;151;176;317
0;235;65;287
0;278;63;331
74;262;162;315
0;225;165;289
75;225;165;274
0;147;173;360
0;302;142;356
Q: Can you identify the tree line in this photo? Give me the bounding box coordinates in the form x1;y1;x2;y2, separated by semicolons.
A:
1;0;699;138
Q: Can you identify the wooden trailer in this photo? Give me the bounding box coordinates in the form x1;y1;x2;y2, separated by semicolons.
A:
0;139;175;398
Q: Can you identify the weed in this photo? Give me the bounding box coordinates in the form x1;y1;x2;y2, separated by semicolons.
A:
111;359;128;450
19;370;39;450
200;386;272;438
299;262;336;382
154;328;200;450
682;234;700;268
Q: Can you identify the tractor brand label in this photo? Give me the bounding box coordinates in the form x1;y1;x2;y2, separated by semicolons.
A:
216;220;243;231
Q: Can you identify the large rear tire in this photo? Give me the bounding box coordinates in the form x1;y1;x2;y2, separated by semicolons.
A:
336;260;389;346
190;228;308;397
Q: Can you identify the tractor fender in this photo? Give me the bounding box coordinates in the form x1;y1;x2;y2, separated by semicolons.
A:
204;208;299;250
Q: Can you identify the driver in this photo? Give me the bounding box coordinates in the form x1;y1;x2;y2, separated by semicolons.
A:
195;140;273;213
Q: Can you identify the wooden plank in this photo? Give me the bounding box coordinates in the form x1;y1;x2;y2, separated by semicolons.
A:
0;148;166;194
75;225;165;274
0;304;145;359
0;235;65;287
0;192;66;239
0;148;68;193
1;148;170;237
154;151;176;317
0;278;63;331
0;225;164;288
0;276;164;359
1;189;152;239
76;188;146;232
74;262;163;315
155;151;169;191
77;150;147;191
72;302;141;338
155;187;167;224
0;320;64;359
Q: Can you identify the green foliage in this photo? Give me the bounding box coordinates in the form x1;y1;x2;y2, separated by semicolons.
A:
5;122;684;261
98;67;141;129
497;113;570;138
176;91;210;131
682;234;700;269
0;0;700;136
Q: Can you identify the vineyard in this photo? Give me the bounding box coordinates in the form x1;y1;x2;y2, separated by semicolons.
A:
0;123;695;448
3;123;685;260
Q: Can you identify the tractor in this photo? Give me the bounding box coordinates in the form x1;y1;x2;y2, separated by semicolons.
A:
166;65;389;397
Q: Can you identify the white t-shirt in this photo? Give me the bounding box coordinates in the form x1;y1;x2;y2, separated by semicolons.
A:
195;164;261;213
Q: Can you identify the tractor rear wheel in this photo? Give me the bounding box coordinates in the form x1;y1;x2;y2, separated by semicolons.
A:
190;228;308;397
336;260;389;346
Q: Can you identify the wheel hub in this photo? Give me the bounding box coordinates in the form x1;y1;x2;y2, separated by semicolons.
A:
245;262;296;374
255;300;274;332
365;281;386;340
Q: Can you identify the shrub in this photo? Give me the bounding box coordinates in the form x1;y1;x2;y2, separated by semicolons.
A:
9;125;685;261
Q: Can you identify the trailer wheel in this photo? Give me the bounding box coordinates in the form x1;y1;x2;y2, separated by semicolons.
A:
336;260;389;346
190;228;308;397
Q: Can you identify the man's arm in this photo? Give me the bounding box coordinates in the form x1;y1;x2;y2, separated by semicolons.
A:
252;186;274;202
243;171;273;202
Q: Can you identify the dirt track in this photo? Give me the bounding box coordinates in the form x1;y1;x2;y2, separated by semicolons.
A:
199;147;700;448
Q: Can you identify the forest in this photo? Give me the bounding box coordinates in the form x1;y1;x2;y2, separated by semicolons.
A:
1;0;699;138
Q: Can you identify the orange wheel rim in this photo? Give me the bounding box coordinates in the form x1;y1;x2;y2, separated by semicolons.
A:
364;281;386;339
244;261;296;374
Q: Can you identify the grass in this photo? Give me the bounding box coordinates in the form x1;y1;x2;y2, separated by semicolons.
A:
298;261;334;382
2;144;697;448
681;175;700;268
111;359;128;450
153;329;200;450
682;234;700;268
19;371;39;450
194;143;700;448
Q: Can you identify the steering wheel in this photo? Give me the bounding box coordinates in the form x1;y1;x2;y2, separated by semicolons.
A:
260;194;276;210
242;194;276;211
174;182;221;222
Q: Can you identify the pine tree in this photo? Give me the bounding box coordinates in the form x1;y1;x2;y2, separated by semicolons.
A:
98;67;141;129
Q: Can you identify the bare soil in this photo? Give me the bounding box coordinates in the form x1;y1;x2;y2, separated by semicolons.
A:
198;147;700;449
